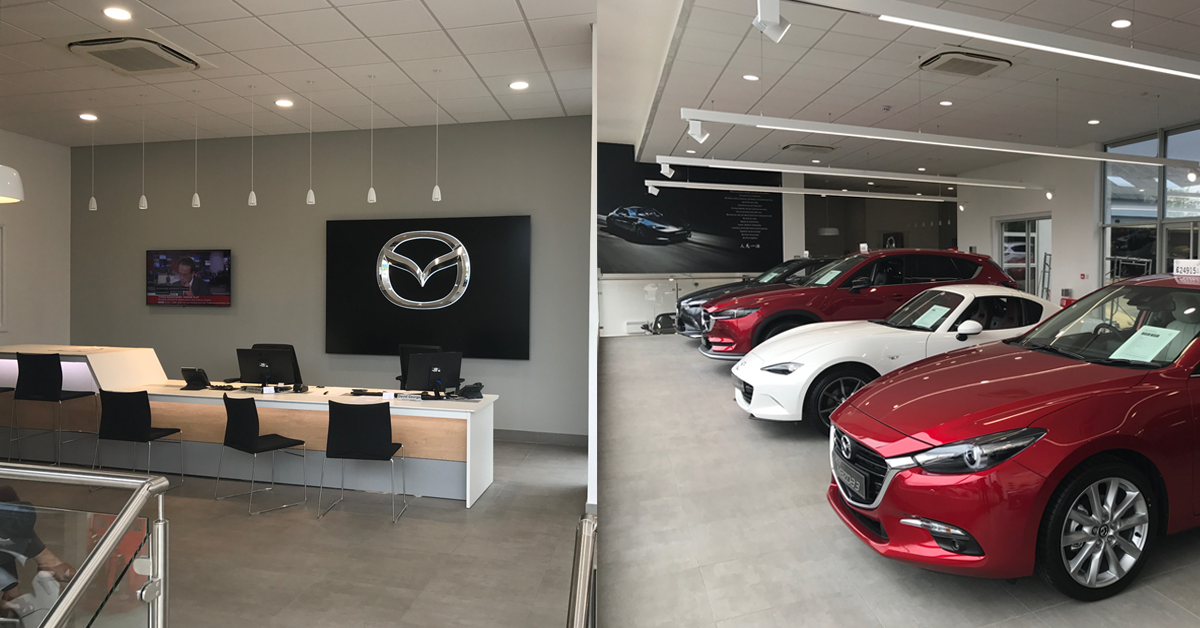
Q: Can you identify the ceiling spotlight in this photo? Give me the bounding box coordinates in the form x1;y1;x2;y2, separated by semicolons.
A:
1045;190;1054;200
103;7;131;20
509;80;529;90
812;159;821;164
660;163;675;178
648;185;660;196
275;99;293;107
79;113;97;121
687;119;709;144
939;100;953;106
1111;19;1132;29
916;192;922;196
842;188;848;191
1189;170;1198;182
743;74;760;81
752;0;791;43
947;186;954;190
867;181;874;185
918;167;926;171
959;204;965;211
686;149;696;154
1088;119;1100;125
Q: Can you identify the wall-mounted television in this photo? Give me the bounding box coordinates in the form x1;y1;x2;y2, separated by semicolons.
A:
146;250;231;306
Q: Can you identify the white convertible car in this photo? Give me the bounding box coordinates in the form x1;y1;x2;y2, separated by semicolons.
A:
730;285;1057;428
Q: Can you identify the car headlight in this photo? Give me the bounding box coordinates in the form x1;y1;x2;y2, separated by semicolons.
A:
711;307;759;320
650;224;671;231
761;362;802;375
914;428;1045;474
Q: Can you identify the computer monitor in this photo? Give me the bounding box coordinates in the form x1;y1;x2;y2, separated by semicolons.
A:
250;343;306;392
236;348;297;388
405;352;462;396
396;344;441;388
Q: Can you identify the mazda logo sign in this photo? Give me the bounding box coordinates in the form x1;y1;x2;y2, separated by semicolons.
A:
377;230;471;310
837;433;853;460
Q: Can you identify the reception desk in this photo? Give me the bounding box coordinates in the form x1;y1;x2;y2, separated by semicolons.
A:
0;345;496;507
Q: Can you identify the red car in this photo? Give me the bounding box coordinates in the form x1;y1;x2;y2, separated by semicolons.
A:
700;249;1015;359
828;274;1200;600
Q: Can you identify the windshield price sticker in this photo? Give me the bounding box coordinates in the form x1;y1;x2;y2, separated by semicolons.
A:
815;270;840;286
1174;259;1200;276
912;304;950;329
1110;326;1179;362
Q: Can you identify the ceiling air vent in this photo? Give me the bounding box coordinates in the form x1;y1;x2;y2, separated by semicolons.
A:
917;46;1014;78
782;143;835;154
67;37;198;75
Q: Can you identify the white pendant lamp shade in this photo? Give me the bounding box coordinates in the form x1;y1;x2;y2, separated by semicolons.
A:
191;192;200;208
138;194;147;210
88;196;97;212
248;190;257;206
306;189;315;205
0;165;24;203
367;187;376;203
431;184;442;202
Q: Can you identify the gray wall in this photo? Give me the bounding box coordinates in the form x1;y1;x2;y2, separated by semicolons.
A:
70;116;591;438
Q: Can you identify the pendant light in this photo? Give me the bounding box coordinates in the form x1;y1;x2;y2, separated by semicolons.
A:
367;75;376;204
248;85;256;206
191;97;200;208
306;81;315;205
88;120;97;211
138;97;147;210
431;70;441;202
0;2;22;205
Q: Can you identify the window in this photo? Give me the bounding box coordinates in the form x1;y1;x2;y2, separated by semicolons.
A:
953;296;1043;331
884;290;965;330
1166;127;1200;220
870;257;905;286
907;255;976;283
1104;137;1158;224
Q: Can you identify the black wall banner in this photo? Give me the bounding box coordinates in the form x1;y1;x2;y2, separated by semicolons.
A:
597;142;783;274
326;216;531;360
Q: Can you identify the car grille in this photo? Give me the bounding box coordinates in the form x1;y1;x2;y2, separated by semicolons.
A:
833;427;888;504
739;379;754;404
702;311;714;332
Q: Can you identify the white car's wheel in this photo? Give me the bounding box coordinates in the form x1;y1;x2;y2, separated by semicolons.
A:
803;365;875;431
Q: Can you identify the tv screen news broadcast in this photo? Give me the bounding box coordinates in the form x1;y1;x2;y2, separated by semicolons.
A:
146;250;231;306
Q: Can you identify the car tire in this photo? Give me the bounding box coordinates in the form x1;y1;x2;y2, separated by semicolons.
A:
635;226;649;241
1036;456;1157;601
803;364;876;432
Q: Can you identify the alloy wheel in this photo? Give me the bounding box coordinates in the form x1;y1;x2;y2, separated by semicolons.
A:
817;376;866;425
1060;477;1149;589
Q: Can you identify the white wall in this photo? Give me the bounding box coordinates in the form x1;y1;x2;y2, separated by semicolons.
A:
958;153;1102;302
0;129;71;344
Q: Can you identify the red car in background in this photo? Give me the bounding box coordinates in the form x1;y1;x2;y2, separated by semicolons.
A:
699;249;1016;359
828;274;1200;600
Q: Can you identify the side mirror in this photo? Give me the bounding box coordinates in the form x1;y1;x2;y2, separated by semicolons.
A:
848;277;871;294
956;320;984;341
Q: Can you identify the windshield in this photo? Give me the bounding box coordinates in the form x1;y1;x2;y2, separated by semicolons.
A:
638;209;662;218
1012;284;1200;367
794;256;864;287
755;260;803;284
880;290;965;331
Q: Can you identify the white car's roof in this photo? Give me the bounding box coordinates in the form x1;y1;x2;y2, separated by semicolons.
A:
927;284;1055;307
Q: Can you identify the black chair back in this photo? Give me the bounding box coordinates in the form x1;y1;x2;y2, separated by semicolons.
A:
98;390;154;442
14;353;64;402
221;395;260;453
326;401;392;460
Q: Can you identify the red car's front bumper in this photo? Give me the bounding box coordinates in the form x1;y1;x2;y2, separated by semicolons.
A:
701;317;755;358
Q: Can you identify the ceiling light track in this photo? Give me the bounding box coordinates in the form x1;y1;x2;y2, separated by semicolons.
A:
680;108;1200;169
645;179;957;203
654;155;1041;190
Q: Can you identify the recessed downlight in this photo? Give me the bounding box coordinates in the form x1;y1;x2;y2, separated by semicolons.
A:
275;99;293;107
867;181;874;185
686;149;696;154
918;167;926;171
1111;19;1132;29
1088;119;1100;125
79;113;97;121
811;159;820;163
104;7;131;20
947;186;954;190
509;80;529;90
939;100;953;106
743;74;760;81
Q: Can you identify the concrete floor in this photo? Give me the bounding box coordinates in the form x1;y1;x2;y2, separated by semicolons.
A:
15;440;586;628
598;335;1200;628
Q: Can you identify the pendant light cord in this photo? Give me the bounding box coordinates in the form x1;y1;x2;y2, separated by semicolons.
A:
435;76;440;187
193;102;198;195
308;82;313;191
140;105;144;195
370;79;375;188
90;123;94;197
250;85;255;190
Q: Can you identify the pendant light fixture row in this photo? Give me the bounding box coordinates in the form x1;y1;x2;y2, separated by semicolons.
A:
645;179;957;203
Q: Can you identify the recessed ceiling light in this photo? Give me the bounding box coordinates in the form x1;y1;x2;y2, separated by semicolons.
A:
1088;119;1100;125
743;74;760;81
509;80;529;90
1111;19;1132;29
939;100;953;106
79;113;97;121
842;188;848;191
947;186;954;190
104;7;131;20
867;181;874;185
686;149;696;154
275;99;293;107
918;167;926;171
916;192;923;196
812;159;821;163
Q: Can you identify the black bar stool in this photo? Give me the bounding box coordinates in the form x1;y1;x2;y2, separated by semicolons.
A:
318;401;407;522
215;394;307;515
92;390;184;486
11;353;96;464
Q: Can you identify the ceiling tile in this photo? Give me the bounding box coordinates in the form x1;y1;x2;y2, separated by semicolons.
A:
340;1;439;37
0;55;40;75
236;0;332;14
330;62;413;87
371;82;429;104
270;68;352;92
149;26;224;56
301;39;390;67
495;89;559;110
1016;0;1113;28
439;96;503;115
323;104;400;126
54;66;146;89
418;77;490;99
468;49;545;77
308;88;371;108
508;106;562;119
52;0;175;29
449;22;534;55
193;53;260;79
374;31;460;62
261;8;361;45
540;44;589;71
482;72;553;93
0;2;105;39
4;70;88;93
207;75;290;97
453;110;509;123
101;84;181;105
528;14;594;48
549;68;591;91
424;0;523;29
234;46;322;74
139;0;249;24
155;79;237;101
0;23;42;46
0;42;89;71
189;18;291;52
558;87;590;111
518;0;594;19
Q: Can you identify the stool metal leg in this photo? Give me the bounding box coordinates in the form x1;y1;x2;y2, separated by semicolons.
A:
216;448;272;502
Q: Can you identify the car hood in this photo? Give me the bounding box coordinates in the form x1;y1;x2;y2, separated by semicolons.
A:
848;342;1149;448
679;281;754;305
642;217;686;230
705;284;822;310
748;320;907;363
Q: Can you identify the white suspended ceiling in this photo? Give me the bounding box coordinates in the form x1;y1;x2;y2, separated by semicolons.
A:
0;0;594;146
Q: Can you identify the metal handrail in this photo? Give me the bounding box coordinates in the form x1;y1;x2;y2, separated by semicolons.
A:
0;463;171;628
566;513;597;628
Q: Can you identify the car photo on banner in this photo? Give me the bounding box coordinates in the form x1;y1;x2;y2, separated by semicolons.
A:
604;206;691;244
826;268;1200;601
731;285;1057;428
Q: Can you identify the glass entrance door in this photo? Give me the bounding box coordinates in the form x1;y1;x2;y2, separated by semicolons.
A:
1000;218;1052;297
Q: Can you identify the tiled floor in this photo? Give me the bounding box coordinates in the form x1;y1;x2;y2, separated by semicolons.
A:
598;335;1200;628
18;440;585;628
